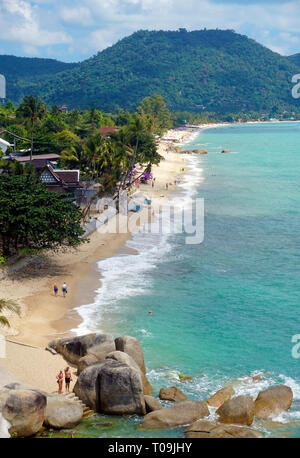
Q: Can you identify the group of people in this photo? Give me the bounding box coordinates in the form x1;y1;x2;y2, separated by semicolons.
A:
56;367;72;394
53;282;68;298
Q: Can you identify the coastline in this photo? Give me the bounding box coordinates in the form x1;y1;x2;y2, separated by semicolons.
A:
0;127;197;392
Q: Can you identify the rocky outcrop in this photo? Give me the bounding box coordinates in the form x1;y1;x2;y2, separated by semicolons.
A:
139;400;209;430
159;386;187;402
44;395;83;429
184;420;263;438
206;386;235;408
106;350;151;395
77;354;99;375
115;336;145;374
254;385;293;419
144;395;162;413
49;333;116;365
74;361;107;411
192;149;208;154
216;396;255;426
98;360;146;415
74;359;146;415
0;388;46;437
115;336;152;394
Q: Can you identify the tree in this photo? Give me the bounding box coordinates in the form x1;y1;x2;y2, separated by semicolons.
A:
16;95;47;161
0;299;21;327
137;94;172;135
0;175;85;256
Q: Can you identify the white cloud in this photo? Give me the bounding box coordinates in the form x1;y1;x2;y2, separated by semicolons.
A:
0;0;300;59
0;0;72;51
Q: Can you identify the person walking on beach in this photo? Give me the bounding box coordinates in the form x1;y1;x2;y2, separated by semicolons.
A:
62;282;67;298
64;367;72;393
53;284;58;297
56;370;63;394
166;183;168;190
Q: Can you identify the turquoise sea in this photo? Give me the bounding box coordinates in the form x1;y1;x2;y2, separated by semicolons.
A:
72;122;300;438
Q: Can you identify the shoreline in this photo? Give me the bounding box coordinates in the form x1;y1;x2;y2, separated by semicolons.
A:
0;127;197;392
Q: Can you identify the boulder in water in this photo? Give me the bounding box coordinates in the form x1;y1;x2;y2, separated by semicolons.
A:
144;395;162;413
216;395;255;426
159;386;188;402
206;386;235;408
254;385;293;419
184;420;263;438
139;400;209;430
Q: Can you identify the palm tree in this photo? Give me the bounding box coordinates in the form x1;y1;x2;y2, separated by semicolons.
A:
0;299;20;327
16;95;47;162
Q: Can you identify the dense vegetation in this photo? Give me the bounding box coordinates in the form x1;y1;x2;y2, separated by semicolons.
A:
0;55;76;105
1;29;300;114
288;53;300;68
0;174;85;256
0;94;169;257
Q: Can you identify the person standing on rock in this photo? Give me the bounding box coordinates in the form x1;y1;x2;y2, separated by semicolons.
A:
56;370;63;394
64;367;72;393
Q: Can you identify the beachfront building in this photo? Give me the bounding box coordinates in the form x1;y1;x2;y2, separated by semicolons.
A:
40;163;82;194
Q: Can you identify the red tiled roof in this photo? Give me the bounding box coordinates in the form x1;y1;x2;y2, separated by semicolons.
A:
99;126;117;135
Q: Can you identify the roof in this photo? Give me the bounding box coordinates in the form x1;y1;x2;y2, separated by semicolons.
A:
40;164;81;188
15;153;60;162
99;126;117;135
55;170;80;183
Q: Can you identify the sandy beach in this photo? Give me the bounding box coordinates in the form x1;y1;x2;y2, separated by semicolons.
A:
0;127;196;393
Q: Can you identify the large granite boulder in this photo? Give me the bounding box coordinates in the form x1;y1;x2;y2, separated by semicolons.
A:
254;385;293;419
49;333;115;365
77;354;99;375
74;361;107;411
106;350;151;395
144;395;162;413
0;388;46;437
139;400;209;430
114;336;152;394
216;395;255;426
206;386;235;408
184;420;263;438
74;359;146;415
44;394;83;429
159;386;187;402
98;360;146;415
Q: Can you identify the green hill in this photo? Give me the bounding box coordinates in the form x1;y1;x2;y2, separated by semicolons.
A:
0;55;77;105
1;30;300;113
288;53;300;68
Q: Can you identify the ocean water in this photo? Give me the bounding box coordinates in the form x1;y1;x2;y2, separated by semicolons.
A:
72;122;300;438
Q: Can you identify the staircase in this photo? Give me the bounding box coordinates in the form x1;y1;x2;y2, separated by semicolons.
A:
60;392;96;421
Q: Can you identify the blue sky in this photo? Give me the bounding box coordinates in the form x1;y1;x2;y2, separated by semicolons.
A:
0;0;299;62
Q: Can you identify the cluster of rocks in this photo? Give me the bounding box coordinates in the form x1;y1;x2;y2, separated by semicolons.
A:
0;381;85;437
0;333;295;438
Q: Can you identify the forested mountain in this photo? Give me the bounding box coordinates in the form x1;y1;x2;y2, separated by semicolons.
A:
288;53;300;68
0;55;77;104
1;30;300;113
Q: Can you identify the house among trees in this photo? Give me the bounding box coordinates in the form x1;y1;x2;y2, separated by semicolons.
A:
40;163;82;194
15;153;60;171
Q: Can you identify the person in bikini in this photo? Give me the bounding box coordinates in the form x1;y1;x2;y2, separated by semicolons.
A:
56;370;63;394
64;367;72;392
